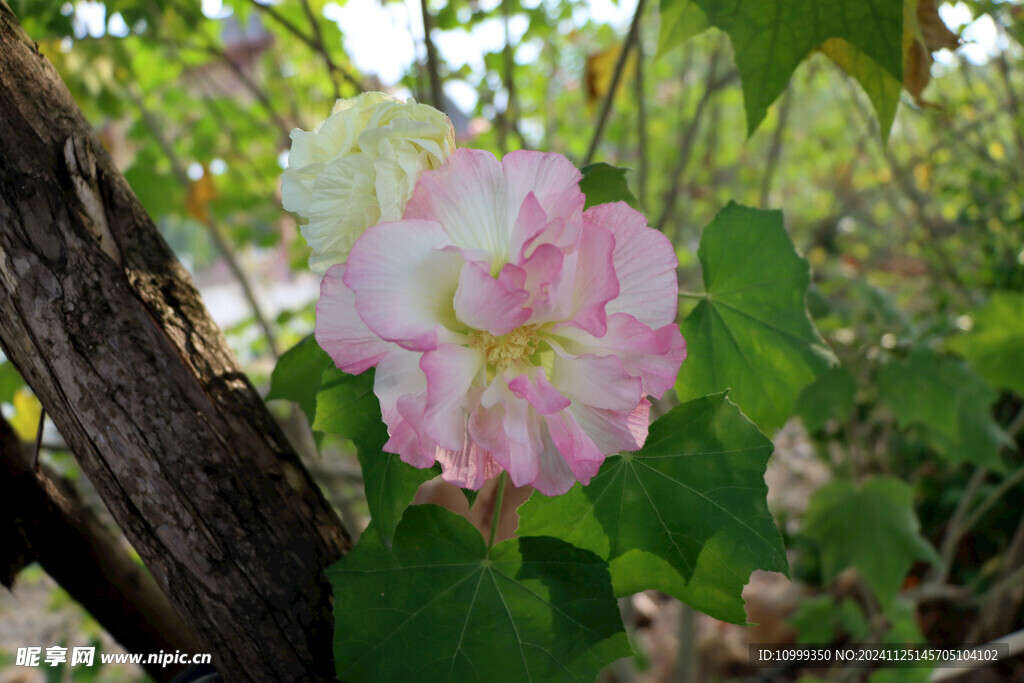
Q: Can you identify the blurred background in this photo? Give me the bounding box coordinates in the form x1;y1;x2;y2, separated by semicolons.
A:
1;0;1023;680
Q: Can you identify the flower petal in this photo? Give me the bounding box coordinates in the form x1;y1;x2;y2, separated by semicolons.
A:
405;148;511;259
586;202;679;328
570;399;650;455
549;352;642;411
541;411;605;493
315;264;392;373
344;219;463;351
436;438;503;490
507;367;571;415
569;222;619;336
555;313;687;398
422;344;484;451
453;261;531;335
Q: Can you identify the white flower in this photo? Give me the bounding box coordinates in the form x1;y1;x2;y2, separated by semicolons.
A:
281;92;455;272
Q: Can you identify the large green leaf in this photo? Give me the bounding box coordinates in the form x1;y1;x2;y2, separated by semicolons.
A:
676;202;835;430
877;349;1011;469
330;504;632;682
803;477;938;608
265;335;332;424
946;291;1024;398
314;367;437;545
517;393;787;624
658;0;904;135
578;163;639;210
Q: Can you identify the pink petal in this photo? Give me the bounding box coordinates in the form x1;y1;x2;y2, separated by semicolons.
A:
542;411;606;493
385;392;437;469
570;399;650;455
569;222;619;336
453;261;531;335
519;243;573;323
436;438;503;490
507;367;571;415
585;202;679;328
405;149;512;257
502;152;584;253
343;219;463;351
315;264;391;373
549;352;642;412
421;344;484;451
555;313;687;399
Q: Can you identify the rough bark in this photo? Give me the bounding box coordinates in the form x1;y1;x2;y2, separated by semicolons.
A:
0;416;202;681
0;5;351;680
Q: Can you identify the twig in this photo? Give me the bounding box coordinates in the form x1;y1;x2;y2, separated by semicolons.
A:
246;0;361;92
583;0;647;165
300;0;341;99
634;32;648;208
653;55;736;232
124;84;281;357
929;628;1024;682
418;0;445;113
928;466;989;585
759;86;793;206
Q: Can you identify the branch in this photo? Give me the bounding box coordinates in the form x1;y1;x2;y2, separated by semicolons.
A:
419;0;445;112
584;0;646;165
0;415;202;681
246;0;361;92
653;55;737;233
124;83;282;358
0;7;350;677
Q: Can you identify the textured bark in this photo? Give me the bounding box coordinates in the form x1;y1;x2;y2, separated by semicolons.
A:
0;416;202;682
0;4;351;680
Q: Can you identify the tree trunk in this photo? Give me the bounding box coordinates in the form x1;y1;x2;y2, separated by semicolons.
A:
0;4;351;680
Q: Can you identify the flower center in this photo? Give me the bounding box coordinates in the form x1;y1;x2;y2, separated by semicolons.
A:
470;324;540;371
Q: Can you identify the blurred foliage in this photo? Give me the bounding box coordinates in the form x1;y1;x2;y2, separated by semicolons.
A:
5;0;1024;678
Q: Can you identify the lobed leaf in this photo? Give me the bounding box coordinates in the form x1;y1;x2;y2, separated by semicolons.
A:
517;392;788;624
331;504;632;682
676;202;836;430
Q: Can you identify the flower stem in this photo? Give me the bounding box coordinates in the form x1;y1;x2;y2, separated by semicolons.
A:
487;472;508;550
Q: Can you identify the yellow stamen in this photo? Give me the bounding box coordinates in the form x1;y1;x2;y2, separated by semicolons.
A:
470;324;540;371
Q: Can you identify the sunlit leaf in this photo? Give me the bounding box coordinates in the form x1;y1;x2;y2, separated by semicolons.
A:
315;368;437;545
517;392;787;624
331;505;632;682
266;335;332;424
579;163;639;210
803;477;938;608
10;388;42;442
658;0;904;134
676;202;836;430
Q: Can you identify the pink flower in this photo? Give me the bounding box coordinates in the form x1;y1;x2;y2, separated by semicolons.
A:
315;149;686;496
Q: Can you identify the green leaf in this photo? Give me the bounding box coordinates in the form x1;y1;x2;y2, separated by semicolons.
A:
658;0;904;134
803;477;938;608
330;505;632;682
517;392;788;624
946;291;1024;398
793;365;856;433
0;361;24;405
790;595;868;644
265;335;332;424
877;349;1010;469
820;38;902;143
315;367;437;545
676;202;835;430
578;163;639;210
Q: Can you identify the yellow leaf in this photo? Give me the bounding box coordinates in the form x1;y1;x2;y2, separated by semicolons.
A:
11;388;42;442
585;44;636;111
186;167;217;223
